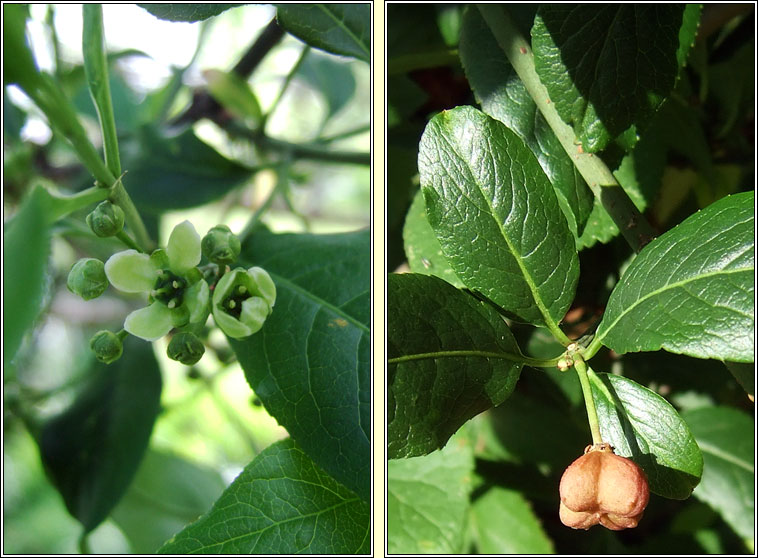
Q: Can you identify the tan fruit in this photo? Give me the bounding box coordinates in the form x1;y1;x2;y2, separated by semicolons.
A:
559;443;649;530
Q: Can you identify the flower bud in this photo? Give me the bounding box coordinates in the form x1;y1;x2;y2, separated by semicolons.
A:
559;444;649;530
201;224;241;265
86;201;125;237
90;330;123;364
67;258;108;300
167;332;205;365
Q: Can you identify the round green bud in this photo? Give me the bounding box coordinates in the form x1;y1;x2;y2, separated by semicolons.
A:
67;258;108;300
86;201;125;237
90;330;123;364
201;225;241;265
167;332;205;365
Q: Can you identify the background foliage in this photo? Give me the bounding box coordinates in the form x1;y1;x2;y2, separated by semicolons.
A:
3;3;370;554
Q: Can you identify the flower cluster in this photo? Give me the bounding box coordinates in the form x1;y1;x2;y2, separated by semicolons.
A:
68;220;275;364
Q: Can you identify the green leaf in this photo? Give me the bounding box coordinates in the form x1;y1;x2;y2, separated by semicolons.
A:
276;4;370;63
459;7;593;238
387;429;474;554
418;105;579;330
595;192;755;362
682;406;754;541
388;273;523;458
137;3;238;22
299;51;357;126
588;370;703;500
204;69;262;125
402;189;464;288
38;337;162;532
110;450;226;554
2;4;40;90
231;229;370;501
158;438;370;554
532;5;685;152
470;486;554;554
677;5;703;69
124;126;254;212
723;361;754;398
3;186;51;370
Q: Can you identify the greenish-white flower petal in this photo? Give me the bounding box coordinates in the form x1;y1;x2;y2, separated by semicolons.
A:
105;250;157;293
248;267;276;307
213;305;253;339
239;296;270;335
212;267;239;303
124;301;174;341
167;220;201;274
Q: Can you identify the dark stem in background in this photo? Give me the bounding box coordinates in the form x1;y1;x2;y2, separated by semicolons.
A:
171;17;285;126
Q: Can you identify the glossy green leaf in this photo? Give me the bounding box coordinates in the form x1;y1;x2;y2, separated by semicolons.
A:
124;126;254;212
3;186;51;370
38;337;162;532
595;192;755;362
459;7;593;238
231;229;369;501
137;3;238;22
276;4;370;63
403;189;464;288
110;450;226;554
388;430;474;554
682;406;754;541
588;370;703;499
470;486;554;554
388;273;523;458
418;105;579;328
532;5;685;152
158;438;370;554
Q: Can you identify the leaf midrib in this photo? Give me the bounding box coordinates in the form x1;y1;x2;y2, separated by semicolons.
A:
436;127;562;332
317;4;369;59
596;265;752;345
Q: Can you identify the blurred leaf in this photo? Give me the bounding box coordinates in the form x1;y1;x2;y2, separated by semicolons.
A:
137;4;238;22
589;371;703;500
722;361;754;398
73;70;142;134
595;192;755;362
3;4;40;90
110;450;226;554
470;486;554;553
299;51;356;125
277;4;370;63
459;7;593;238
3;186;51;370
418;105;579;327
388;273;522;458
683;406;755;541
204;69;262;125
532;5;685;152
231;229;370;501
38;337;162;532
402;189;463;287
124;126;254;212
388;430;474;554
158;438;370;554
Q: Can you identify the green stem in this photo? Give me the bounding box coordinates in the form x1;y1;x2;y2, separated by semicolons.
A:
316;123;371;144
108;176;154;252
115;230;141;252
573;356;604;445
262;44;311;133
478;4;657;253
388;349;562;369
82;5;121;178
225;122;370;166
